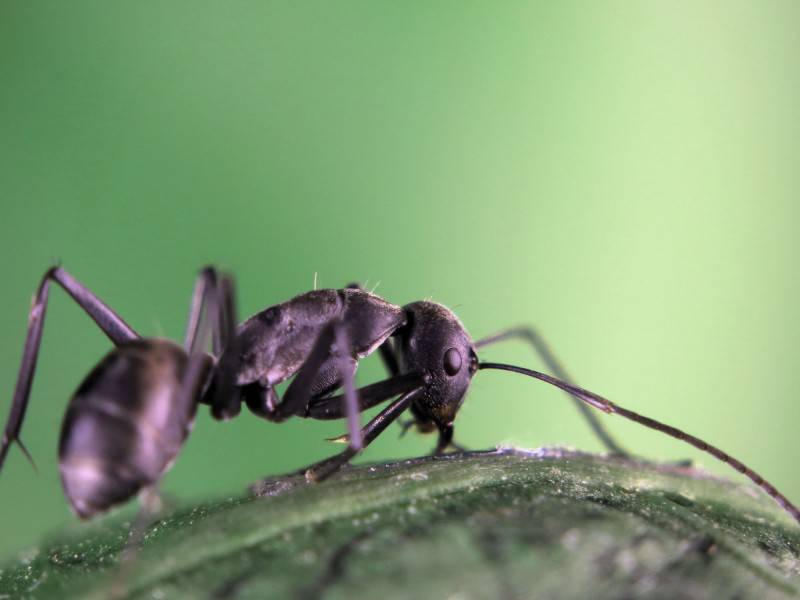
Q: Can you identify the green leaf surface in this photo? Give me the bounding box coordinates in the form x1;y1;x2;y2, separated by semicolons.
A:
1;448;799;599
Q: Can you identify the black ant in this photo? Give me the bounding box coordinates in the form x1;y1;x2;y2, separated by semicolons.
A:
1;266;798;526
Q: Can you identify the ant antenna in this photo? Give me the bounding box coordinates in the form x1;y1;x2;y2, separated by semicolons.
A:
478;361;800;525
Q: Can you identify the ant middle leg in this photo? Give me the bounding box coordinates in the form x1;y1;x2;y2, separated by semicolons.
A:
183;266;236;356
240;370;423;444
192;268;244;420
303;372;425;420
184;267;241;418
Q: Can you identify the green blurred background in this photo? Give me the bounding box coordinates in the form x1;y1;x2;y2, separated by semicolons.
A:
1;2;799;560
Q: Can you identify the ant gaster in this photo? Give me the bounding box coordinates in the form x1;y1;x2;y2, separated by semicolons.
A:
1;266;798;526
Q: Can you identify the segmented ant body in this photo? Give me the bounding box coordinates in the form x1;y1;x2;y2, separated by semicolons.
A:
1;266;798;526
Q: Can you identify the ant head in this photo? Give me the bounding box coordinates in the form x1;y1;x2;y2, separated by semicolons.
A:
396;301;478;427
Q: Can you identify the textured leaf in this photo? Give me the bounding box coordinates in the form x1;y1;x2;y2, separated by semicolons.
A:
1;448;799;599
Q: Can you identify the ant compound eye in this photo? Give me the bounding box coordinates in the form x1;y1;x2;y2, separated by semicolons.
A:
443;348;462;376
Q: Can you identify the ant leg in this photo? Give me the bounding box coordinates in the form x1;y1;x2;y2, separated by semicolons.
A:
110;284;221;596
304;388;423;482
0;267;140;471
211;274;239;409
184;267;223;355
374;337;400;377
184;266;238;357
108;486;164;599
242;373;418;426
270;324;336;419
434;424;468;455
190;269;241;420
305;372;425;420
475;326;628;457
277;322;364;449
219;275;237;352
333;323;363;450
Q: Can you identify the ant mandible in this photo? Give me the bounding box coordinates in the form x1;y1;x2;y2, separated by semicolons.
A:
1;266;798;526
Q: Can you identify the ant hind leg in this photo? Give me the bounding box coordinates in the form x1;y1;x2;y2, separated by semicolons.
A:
1;267;140;471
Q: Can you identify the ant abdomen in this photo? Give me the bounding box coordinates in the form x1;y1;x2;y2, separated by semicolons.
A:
57;339;207;518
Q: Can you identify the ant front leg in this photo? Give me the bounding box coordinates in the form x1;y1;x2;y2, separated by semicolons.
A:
278;321;364;449
398;405;469;455
475;326;628;457
304;388;423;482
240;321;366;449
433;424;469;455
0;267;140;470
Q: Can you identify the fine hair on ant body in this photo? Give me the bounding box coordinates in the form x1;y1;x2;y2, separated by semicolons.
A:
1;266;798;526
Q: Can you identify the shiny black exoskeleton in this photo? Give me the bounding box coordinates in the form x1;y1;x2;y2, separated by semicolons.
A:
3;266;800;528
